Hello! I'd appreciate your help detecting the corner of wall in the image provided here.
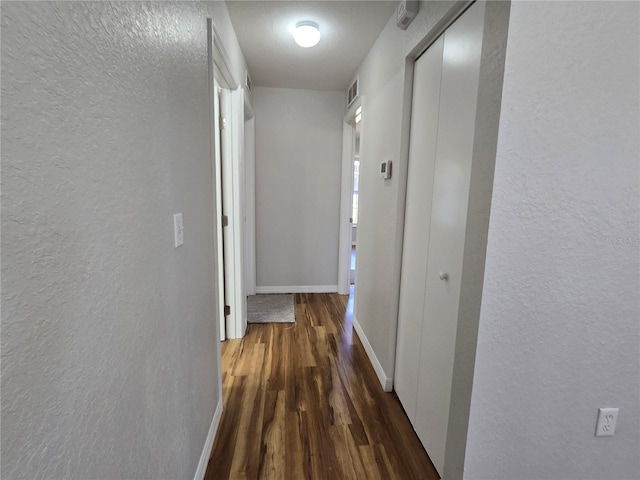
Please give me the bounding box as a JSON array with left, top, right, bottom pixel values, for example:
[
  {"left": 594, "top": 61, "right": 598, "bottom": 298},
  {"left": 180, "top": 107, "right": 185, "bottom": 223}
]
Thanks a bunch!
[
  {"left": 353, "top": 316, "right": 394, "bottom": 392},
  {"left": 193, "top": 397, "right": 224, "bottom": 480},
  {"left": 443, "top": 2, "right": 512, "bottom": 478}
]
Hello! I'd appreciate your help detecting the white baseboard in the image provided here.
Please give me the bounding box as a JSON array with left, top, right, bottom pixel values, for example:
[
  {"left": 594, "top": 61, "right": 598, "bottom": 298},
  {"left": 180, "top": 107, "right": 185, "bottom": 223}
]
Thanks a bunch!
[
  {"left": 193, "top": 396, "right": 223, "bottom": 480},
  {"left": 255, "top": 285, "right": 338, "bottom": 294},
  {"left": 353, "top": 316, "right": 393, "bottom": 392}
]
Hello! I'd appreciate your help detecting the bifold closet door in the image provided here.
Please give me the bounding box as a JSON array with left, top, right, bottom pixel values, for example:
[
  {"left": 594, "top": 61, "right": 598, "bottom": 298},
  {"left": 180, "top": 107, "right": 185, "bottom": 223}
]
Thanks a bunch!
[
  {"left": 395, "top": 1, "right": 485, "bottom": 475},
  {"left": 395, "top": 35, "right": 444, "bottom": 425}
]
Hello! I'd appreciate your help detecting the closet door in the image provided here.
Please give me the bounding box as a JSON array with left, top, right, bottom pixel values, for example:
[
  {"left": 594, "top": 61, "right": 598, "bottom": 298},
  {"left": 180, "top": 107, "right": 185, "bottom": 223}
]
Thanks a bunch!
[
  {"left": 414, "top": 2, "right": 485, "bottom": 474},
  {"left": 395, "top": 1, "right": 485, "bottom": 476},
  {"left": 395, "top": 34, "right": 444, "bottom": 425}
]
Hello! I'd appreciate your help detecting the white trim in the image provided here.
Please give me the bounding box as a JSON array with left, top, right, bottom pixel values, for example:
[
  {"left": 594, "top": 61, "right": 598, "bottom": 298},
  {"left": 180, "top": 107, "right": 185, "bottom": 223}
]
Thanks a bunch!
[
  {"left": 231, "top": 87, "right": 247, "bottom": 338},
  {"left": 338, "top": 97, "right": 364, "bottom": 295},
  {"left": 211, "top": 21, "right": 238, "bottom": 89},
  {"left": 255, "top": 285, "right": 338, "bottom": 294},
  {"left": 193, "top": 397, "right": 223, "bottom": 480},
  {"left": 210, "top": 19, "right": 246, "bottom": 340},
  {"left": 338, "top": 122, "right": 354, "bottom": 295},
  {"left": 219, "top": 87, "right": 248, "bottom": 340},
  {"left": 220, "top": 88, "right": 237, "bottom": 339},
  {"left": 353, "top": 316, "right": 393, "bottom": 392},
  {"left": 244, "top": 116, "right": 256, "bottom": 296},
  {"left": 208, "top": 20, "right": 226, "bottom": 341}
]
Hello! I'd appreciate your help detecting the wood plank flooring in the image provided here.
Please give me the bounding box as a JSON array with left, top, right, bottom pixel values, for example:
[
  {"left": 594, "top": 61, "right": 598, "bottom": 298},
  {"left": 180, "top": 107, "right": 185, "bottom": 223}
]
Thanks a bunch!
[{"left": 205, "top": 292, "right": 439, "bottom": 480}]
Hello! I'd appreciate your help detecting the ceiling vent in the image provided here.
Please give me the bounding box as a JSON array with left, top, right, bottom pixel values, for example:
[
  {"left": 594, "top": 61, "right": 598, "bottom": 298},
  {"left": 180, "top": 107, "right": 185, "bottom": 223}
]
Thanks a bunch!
[
  {"left": 347, "top": 76, "right": 359, "bottom": 107},
  {"left": 396, "top": 0, "right": 418, "bottom": 30},
  {"left": 245, "top": 70, "right": 252, "bottom": 95}
]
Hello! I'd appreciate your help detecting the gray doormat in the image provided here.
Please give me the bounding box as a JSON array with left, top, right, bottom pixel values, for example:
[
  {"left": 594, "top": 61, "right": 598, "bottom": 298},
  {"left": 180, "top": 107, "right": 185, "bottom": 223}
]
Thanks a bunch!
[{"left": 247, "top": 294, "right": 295, "bottom": 324}]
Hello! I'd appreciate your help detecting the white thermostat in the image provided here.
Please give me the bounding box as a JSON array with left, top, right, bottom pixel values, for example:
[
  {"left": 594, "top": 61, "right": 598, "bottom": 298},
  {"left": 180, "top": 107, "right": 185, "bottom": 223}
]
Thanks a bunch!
[{"left": 380, "top": 160, "right": 392, "bottom": 179}]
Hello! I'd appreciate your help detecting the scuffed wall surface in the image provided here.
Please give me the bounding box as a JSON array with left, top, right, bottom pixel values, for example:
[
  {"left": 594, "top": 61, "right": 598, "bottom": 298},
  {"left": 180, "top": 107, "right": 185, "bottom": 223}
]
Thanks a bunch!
[
  {"left": 0, "top": 2, "right": 241, "bottom": 478},
  {"left": 465, "top": 2, "right": 640, "bottom": 479}
]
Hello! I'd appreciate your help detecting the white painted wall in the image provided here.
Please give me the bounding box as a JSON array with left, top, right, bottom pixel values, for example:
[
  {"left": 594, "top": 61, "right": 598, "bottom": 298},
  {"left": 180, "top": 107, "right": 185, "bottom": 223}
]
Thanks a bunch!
[
  {"left": 464, "top": 2, "right": 640, "bottom": 479},
  {"left": 352, "top": 0, "right": 472, "bottom": 390},
  {"left": 253, "top": 86, "right": 344, "bottom": 291},
  {"left": 1, "top": 2, "right": 246, "bottom": 478}
]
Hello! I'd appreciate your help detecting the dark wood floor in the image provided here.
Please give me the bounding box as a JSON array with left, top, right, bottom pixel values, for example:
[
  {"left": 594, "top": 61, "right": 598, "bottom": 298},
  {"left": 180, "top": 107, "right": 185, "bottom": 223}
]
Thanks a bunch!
[{"left": 205, "top": 292, "right": 439, "bottom": 480}]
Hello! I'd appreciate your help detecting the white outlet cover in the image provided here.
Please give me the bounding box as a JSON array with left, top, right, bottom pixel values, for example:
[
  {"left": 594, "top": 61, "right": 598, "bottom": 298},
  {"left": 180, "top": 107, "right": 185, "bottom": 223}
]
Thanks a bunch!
[
  {"left": 174, "top": 213, "right": 184, "bottom": 248},
  {"left": 595, "top": 407, "right": 618, "bottom": 437}
]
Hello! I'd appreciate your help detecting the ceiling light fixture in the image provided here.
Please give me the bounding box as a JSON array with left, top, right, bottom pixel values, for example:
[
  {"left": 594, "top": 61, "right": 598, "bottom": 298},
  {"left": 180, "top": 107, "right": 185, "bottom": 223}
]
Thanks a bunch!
[{"left": 293, "top": 21, "right": 321, "bottom": 48}]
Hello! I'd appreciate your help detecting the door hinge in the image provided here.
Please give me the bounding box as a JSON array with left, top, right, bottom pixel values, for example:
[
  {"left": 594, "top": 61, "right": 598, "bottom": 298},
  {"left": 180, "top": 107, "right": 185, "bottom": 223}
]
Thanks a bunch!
[
  {"left": 219, "top": 116, "right": 226, "bottom": 130},
  {"left": 349, "top": 217, "right": 353, "bottom": 223},
  {"left": 224, "top": 305, "right": 231, "bottom": 316},
  {"left": 222, "top": 215, "right": 229, "bottom": 227}
]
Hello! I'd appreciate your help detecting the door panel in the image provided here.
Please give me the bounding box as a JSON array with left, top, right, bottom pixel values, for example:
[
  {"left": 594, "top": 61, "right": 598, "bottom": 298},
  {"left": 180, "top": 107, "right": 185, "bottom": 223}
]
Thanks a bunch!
[
  {"left": 214, "top": 83, "right": 226, "bottom": 341},
  {"left": 395, "top": 35, "right": 444, "bottom": 425},
  {"left": 395, "top": 1, "right": 485, "bottom": 475},
  {"left": 219, "top": 88, "right": 236, "bottom": 338},
  {"left": 414, "top": 2, "right": 485, "bottom": 473}
]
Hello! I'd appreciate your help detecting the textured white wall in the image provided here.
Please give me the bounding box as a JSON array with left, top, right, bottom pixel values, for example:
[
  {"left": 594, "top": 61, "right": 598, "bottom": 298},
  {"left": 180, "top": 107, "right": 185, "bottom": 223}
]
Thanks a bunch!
[
  {"left": 1, "top": 2, "right": 245, "bottom": 478},
  {"left": 465, "top": 2, "right": 640, "bottom": 479},
  {"left": 355, "top": 3, "right": 511, "bottom": 475},
  {"left": 253, "top": 86, "right": 343, "bottom": 289},
  {"left": 353, "top": 0, "right": 465, "bottom": 385}
]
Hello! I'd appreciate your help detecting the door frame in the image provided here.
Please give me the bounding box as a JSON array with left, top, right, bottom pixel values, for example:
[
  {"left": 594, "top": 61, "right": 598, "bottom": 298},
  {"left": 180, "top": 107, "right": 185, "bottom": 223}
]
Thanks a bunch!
[
  {"left": 208, "top": 19, "right": 228, "bottom": 341},
  {"left": 338, "top": 97, "right": 364, "bottom": 295},
  {"left": 389, "top": 0, "right": 476, "bottom": 381},
  {"left": 390, "top": 0, "right": 510, "bottom": 476},
  {"left": 208, "top": 19, "right": 251, "bottom": 340},
  {"left": 244, "top": 91, "right": 256, "bottom": 296}
]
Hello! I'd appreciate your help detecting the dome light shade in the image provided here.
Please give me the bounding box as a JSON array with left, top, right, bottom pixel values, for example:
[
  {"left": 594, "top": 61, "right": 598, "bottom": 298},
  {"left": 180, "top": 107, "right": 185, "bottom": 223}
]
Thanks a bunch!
[{"left": 293, "top": 22, "right": 321, "bottom": 48}]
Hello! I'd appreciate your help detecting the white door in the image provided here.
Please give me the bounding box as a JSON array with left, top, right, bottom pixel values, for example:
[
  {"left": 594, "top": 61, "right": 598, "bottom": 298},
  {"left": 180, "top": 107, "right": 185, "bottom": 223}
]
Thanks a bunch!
[
  {"left": 395, "top": 1, "right": 485, "bottom": 475},
  {"left": 395, "top": 35, "right": 444, "bottom": 424},
  {"left": 219, "top": 87, "right": 247, "bottom": 339},
  {"left": 213, "top": 82, "right": 226, "bottom": 341},
  {"left": 219, "top": 88, "right": 237, "bottom": 338},
  {"left": 209, "top": 20, "right": 248, "bottom": 341}
]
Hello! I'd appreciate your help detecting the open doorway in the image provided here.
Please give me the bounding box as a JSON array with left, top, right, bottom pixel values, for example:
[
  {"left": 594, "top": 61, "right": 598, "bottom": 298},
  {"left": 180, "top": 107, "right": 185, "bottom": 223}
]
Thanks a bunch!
[
  {"left": 350, "top": 107, "right": 362, "bottom": 286},
  {"left": 338, "top": 99, "right": 363, "bottom": 295},
  {"left": 208, "top": 19, "right": 252, "bottom": 341}
]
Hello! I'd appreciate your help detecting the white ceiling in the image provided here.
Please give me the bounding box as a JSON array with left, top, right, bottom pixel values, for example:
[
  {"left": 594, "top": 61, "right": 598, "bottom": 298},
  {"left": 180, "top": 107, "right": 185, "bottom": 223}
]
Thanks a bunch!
[{"left": 226, "top": 1, "right": 397, "bottom": 91}]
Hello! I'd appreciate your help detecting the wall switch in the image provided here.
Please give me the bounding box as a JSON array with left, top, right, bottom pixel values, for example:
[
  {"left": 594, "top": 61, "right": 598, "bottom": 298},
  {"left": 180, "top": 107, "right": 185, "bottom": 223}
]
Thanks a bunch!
[
  {"left": 595, "top": 407, "right": 618, "bottom": 436},
  {"left": 174, "top": 213, "right": 184, "bottom": 248}
]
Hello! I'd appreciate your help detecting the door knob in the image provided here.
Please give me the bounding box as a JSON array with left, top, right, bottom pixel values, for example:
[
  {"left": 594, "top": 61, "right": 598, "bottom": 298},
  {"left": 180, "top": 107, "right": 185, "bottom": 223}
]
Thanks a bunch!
[{"left": 439, "top": 272, "right": 449, "bottom": 281}]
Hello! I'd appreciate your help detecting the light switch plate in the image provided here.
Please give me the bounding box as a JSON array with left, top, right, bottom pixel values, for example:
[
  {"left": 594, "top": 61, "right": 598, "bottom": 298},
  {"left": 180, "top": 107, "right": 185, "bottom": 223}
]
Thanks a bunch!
[{"left": 174, "top": 213, "right": 184, "bottom": 248}]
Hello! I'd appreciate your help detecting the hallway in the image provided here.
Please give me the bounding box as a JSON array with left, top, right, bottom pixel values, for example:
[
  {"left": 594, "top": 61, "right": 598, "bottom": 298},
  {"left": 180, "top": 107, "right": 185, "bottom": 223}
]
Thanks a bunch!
[
  {"left": 2, "top": 2, "right": 638, "bottom": 478},
  {"left": 205, "top": 292, "right": 439, "bottom": 479}
]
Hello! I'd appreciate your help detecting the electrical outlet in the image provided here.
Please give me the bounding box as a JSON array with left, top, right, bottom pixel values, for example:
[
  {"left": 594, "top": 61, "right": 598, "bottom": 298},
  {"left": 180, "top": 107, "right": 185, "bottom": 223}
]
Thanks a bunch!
[
  {"left": 595, "top": 407, "right": 618, "bottom": 437},
  {"left": 174, "top": 213, "right": 184, "bottom": 248}
]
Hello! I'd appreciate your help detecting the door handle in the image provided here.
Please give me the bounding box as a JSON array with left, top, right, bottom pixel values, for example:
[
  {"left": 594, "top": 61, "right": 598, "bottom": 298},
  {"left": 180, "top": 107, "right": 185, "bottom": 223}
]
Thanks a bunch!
[{"left": 439, "top": 272, "right": 449, "bottom": 281}]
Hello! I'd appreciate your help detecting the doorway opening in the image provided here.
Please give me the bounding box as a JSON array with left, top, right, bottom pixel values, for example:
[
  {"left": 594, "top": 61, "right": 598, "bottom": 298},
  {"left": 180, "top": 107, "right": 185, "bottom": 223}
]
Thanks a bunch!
[
  {"left": 350, "top": 107, "right": 362, "bottom": 286},
  {"left": 338, "top": 99, "right": 363, "bottom": 295},
  {"left": 209, "top": 19, "right": 253, "bottom": 341}
]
